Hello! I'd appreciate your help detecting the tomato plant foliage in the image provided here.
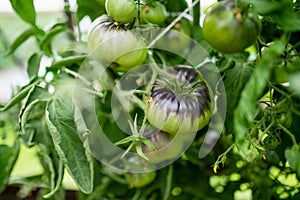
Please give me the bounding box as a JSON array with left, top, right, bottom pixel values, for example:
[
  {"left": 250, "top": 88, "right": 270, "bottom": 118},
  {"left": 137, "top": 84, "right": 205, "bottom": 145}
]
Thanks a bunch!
[{"left": 1, "top": 0, "right": 300, "bottom": 199}]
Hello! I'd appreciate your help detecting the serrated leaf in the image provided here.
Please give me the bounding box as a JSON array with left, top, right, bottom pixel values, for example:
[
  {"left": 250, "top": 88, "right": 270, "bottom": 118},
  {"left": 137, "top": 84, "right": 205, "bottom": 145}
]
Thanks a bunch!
[
  {"left": 0, "top": 142, "right": 20, "bottom": 193},
  {"left": 45, "top": 95, "right": 93, "bottom": 193},
  {"left": 39, "top": 143, "right": 64, "bottom": 199},
  {"left": 234, "top": 41, "right": 284, "bottom": 142},
  {"left": 9, "top": 0, "right": 36, "bottom": 26},
  {"left": 5, "top": 28, "right": 35, "bottom": 56},
  {"left": 20, "top": 100, "right": 48, "bottom": 145},
  {"left": 27, "top": 52, "right": 42, "bottom": 79},
  {"left": 19, "top": 85, "right": 50, "bottom": 138}
]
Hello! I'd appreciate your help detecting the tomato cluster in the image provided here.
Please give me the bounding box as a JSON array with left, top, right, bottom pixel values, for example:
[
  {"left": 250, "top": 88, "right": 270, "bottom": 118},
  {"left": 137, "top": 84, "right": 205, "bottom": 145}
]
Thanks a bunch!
[{"left": 87, "top": 0, "right": 212, "bottom": 188}]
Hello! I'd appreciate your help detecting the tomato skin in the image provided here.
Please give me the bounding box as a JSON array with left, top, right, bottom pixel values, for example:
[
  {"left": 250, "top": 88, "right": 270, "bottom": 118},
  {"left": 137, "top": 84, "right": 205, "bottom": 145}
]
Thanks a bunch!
[
  {"left": 124, "top": 157, "right": 156, "bottom": 188},
  {"left": 202, "top": 0, "right": 261, "bottom": 53},
  {"left": 140, "top": 1, "right": 168, "bottom": 26},
  {"left": 105, "top": 0, "right": 137, "bottom": 24},
  {"left": 124, "top": 171, "right": 156, "bottom": 188},
  {"left": 86, "top": 15, "right": 147, "bottom": 72},
  {"left": 146, "top": 65, "right": 212, "bottom": 135}
]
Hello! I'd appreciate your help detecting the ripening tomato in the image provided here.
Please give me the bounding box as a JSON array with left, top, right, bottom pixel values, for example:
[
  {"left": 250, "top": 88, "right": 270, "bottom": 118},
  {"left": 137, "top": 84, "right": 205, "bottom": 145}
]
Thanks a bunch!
[
  {"left": 202, "top": 0, "right": 261, "bottom": 53},
  {"left": 146, "top": 65, "right": 212, "bottom": 135},
  {"left": 86, "top": 15, "right": 147, "bottom": 72}
]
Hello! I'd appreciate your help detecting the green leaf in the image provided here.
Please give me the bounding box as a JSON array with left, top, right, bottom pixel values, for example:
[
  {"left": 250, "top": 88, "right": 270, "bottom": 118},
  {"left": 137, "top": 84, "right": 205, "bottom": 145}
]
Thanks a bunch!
[
  {"left": 5, "top": 28, "right": 35, "bottom": 56},
  {"left": 39, "top": 143, "right": 64, "bottom": 199},
  {"left": 45, "top": 94, "right": 93, "bottom": 193},
  {"left": 15, "top": 85, "right": 64, "bottom": 197},
  {"left": 77, "top": 0, "right": 106, "bottom": 20},
  {"left": 27, "top": 52, "right": 42, "bottom": 79},
  {"left": 274, "top": 6, "right": 300, "bottom": 32},
  {"left": 245, "top": 0, "right": 282, "bottom": 15},
  {"left": 285, "top": 147, "right": 300, "bottom": 178},
  {"left": 223, "top": 57, "right": 254, "bottom": 132},
  {"left": 247, "top": 0, "right": 300, "bottom": 31},
  {"left": 19, "top": 85, "right": 50, "bottom": 137},
  {"left": 285, "top": 148, "right": 300, "bottom": 170},
  {"left": 9, "top": 0, "right": 37, "bottom": 26},
  {"left": 0, "top": 143, "right": 20, "bottom": 193},
  {"left": 0, "top": 78, "right": 40, "bottom": 112},
  {"left": 39, "top": 22, "right": 67, "bottom": 56},
  {"left": 234, "top": 41, "right": 284, "bottom": 141},
  {"left": 50, "top": 55, "right": 87, "bottom": 69}
]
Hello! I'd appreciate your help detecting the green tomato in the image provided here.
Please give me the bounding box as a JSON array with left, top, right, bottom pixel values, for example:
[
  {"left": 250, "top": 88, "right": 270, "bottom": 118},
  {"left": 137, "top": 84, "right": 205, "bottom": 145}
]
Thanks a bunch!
[
  {"left": 87, "top": 15, "right": 147, "bottom": 72},
  {"left": 140, "top": 1, "right": 168, "bottom": 26},
  {"left": 146, "top": 65, "right": 212, "bottom": 135},
  {"left": 124, "top": 171, "right": 156, "bottom": 188},
  {"left": 105, "top": 0, "right": 137, "bottom": 24},
  {"left": 142, "top": 130, "right": 188, "bottom": 164},
  {"left": 202, "top": 0, "right": 261, "bottom": 53},
  {"left": 124, "top": 157, "right": 156, "bottom": 188}
]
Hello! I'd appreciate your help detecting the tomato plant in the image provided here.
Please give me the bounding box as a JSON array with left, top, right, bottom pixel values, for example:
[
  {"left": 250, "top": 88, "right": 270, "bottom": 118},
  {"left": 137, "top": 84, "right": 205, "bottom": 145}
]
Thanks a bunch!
[{"left": 1, "top": 0, "right": 300, "bottom": 199}]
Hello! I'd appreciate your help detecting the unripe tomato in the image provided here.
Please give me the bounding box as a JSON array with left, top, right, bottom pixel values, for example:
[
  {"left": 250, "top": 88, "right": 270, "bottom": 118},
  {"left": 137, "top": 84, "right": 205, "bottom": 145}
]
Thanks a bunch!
[
  {"left": 202, "top": 0, "right": 261, "bottom": 53},
  {"left": 105, "top": 0, "right": 137, "bottom": 24},
  {"left": 146, "top": 65, "right": 212, "bottom": 134},
  {"left": 141, "top": 130, "right": 186, "bottom": 164},
  {"left": 124, "top": 171, "right": 156, "bottom": 188},
  {"left": 124, "top": 157, "right": 156, "bottom": 188},
  {"left": 140, "top": 1, "right": 168, "bottom": 26},
  {"left": 87, "top": 15, "right": 147, "bottom": 72}
]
